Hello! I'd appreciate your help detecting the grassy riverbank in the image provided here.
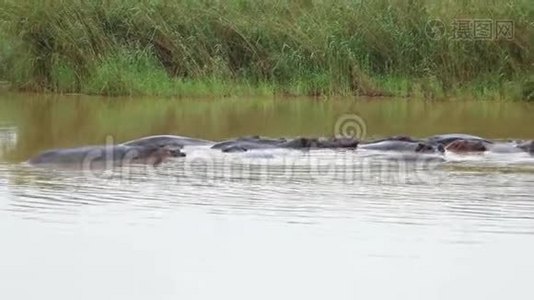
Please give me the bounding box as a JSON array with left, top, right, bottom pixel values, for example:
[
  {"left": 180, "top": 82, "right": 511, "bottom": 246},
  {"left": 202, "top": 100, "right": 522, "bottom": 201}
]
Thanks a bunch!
[{"left": 0, "top": 0, "right": 532, "bottom": 100}]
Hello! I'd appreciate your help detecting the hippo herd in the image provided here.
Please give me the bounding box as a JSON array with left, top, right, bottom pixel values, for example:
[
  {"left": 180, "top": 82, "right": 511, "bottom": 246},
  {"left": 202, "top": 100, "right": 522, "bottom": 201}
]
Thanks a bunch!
[{"left": 27, "top": 133, "right": 534, "bottom": 168}]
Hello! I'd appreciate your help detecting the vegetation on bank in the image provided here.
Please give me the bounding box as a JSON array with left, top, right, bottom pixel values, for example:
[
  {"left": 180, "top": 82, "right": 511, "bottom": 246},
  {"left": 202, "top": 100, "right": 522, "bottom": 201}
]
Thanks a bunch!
[{"left": 0, "top": 0, "right": 532, "bottom": 100}]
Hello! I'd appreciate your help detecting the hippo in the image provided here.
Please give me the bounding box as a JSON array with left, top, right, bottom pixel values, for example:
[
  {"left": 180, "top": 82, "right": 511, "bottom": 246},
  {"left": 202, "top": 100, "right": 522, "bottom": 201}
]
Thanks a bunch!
[
  {"left": 219, "top": 141, "right": 279, "bottom": 152},
  {"left": 486, "top": 142, "right": 527, "bottom": 154},
  {"left": 434, "top": 136, "right": 530, "bottom": 154},
  {"left": 425, "top": 133, "right": 492, "bottom": 146},
  {"left": 310, "top": 137, "right": 359, "bottom": 149},
  {"left": 237, "top": 136, "right": 288, "bottom": 144},
  {"left": 445, "top": 140, "right": 488, "bottom": 153},
  {"left": 517, "top": 140, "right": 534, "bottom": 153},
  {"left": 211, "top": 136, "right": 286, "bottom": 150},
  {"left": 365, "top": 135, "right": 421, "bottom": 144},
  {"left": 122, "top": 135, "right": 214, "bottom": 148},
  {"left": 215, "top": 136, "right": 359, "bottom": 152},
  {"left": 280, "top": 137, "right": 316, "bottom": 149},
  {"left": 358, "top": 140, "right": 444, "bottom": 154},
  {"left": 28, "top": 144, "right": 184, "bottom": 168},
  {"left": 220, "top": 145, "right": 250, "bottom": 153},
  {"left": 217, "top": 137, "right": 308, "bottom": 153}
]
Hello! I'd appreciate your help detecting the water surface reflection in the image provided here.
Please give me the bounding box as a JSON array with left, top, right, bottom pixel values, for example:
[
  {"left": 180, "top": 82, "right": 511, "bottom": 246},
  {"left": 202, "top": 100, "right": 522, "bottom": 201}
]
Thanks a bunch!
[{"left": 1, "top": 93, "right": 534, "bottom": 300}]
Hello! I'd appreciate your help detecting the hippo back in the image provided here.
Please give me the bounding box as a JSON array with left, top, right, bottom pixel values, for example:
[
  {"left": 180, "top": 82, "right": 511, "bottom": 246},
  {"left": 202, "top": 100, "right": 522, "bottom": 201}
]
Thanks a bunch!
[
  {"left": 425, "top": 133, "right": 491, "bottom": 146},
  {"left": 123, "top": 135, "right": 214, "bottom": 148}
]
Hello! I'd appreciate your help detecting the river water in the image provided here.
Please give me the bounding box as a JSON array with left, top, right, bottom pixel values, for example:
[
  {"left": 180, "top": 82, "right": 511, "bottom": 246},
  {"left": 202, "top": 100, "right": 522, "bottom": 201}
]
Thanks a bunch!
[{"left": 1, "top": 93, "right": 534, "bottom": 299}]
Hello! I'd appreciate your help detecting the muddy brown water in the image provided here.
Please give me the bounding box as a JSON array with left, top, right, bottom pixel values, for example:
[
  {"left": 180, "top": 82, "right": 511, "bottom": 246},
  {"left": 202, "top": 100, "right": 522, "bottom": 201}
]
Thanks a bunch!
[{"left": 1, "top": 92, "right": 534, "bottom": 300}]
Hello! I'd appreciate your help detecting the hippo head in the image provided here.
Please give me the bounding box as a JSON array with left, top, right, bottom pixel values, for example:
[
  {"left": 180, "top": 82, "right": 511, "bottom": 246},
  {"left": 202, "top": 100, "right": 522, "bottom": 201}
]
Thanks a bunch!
[
  {"left": 132, "top": 145, "right": 184, "bottom": 166},
  {"left": 445, "top": 140, "right": 487, "bottom": 153},
  {"left": 414, "top": 142, "right": 441, "bottom": 153},
  {"left": 330, "top": 137, "right": 359, "bottom": 148},
  {"left": 152, "top": 145, "right": 185, "bottom": 158}
]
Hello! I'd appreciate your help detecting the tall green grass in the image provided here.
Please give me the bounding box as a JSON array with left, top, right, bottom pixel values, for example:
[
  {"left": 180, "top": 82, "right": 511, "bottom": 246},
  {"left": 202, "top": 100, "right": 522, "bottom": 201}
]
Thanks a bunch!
[{"left": 0, "top": 0, "right": 532, "bottom": 99}]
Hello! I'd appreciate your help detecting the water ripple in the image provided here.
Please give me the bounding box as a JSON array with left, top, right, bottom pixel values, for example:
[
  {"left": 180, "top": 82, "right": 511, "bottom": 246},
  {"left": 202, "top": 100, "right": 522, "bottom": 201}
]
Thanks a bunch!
[{"left": 1, "top": 150, "right": 534, "bottom": 237}]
